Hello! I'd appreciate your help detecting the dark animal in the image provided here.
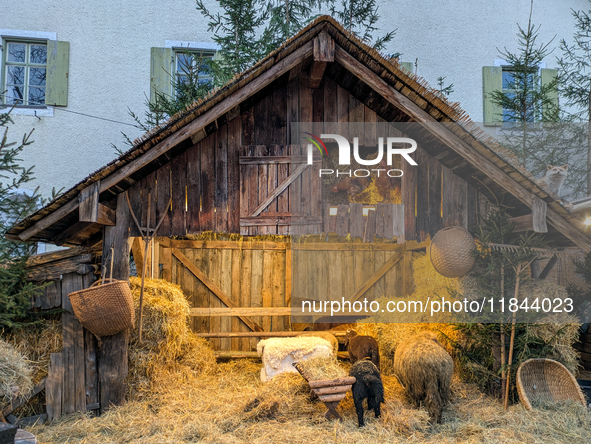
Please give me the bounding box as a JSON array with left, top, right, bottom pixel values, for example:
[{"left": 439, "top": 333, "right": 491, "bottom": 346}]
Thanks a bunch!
[
  {"left": 345, "top": 329, "right": 380, "bottom": 370},
  {"left": 393, "top": 332, "right": 453, "bottom": 423},
  {"left": 349, "top": 360, "right": 384, "bottom": 427},
  {"left": 330, "top": 176, "right": 371, "bottom": 198}
]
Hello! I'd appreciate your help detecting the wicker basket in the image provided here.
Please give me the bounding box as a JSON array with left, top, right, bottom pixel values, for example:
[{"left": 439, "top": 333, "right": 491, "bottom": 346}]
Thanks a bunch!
[
  {"left": 430, "top": 226, "right": 476, "bottom": 278},
  {"left": 68, "top": 279, "right": 135, "bottom": 337},
  {"left": 517, "top": 358, "right": 586, "bottom": 411}
]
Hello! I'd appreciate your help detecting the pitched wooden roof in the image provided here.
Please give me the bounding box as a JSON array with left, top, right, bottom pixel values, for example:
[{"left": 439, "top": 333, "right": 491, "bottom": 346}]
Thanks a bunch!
[{"left": 7, "top": 16, "right": 591, "bottom": 251}]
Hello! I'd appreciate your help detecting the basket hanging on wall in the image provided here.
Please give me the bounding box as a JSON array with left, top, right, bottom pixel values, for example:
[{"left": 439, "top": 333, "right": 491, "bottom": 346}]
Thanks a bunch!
[
  {"left": 68, "top": 279, "right": 135, "bottom": 338},
  {"left": 430, "top": 226, "right": 476, "bottom": 278}
]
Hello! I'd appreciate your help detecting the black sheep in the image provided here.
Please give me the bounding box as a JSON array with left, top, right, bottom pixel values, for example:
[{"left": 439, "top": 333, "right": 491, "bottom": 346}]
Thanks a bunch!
[{"left": 349, "top": 360, "right": 384, "bottom": 427}]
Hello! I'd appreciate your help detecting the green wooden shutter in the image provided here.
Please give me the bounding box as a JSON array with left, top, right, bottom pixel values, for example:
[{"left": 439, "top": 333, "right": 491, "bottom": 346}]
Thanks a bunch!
[
  {"left": 482, "top": 66, "right": 502, "bottom": 126},
  {"left": 46, "top": 41, "right": 69, "bottom": 107},
  {"left": 541, "top": 68, "right": 558, "bottom": 121},
  {"left": 150, "top": 47, "right": 173, "bottom": 102},
  {"left": 400, "top": 61, "right": 413, "bottom": 74}
]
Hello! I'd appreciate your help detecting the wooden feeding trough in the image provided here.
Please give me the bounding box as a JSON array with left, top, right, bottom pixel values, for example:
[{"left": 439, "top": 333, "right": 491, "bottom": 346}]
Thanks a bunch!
[{"left": 293, "top": 362, "right": 355, "bottom": 420}]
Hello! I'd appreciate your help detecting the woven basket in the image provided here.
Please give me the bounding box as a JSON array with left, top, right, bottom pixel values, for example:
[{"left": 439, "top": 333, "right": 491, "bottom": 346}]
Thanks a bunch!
[
  {"left": 517, "top": 358, "right": 586, "bottom": 411},
  {"left": 430, "top": 226, "right": 476, "bottom": 278},
  {"left": 68, "top": 279, "right": 135, "bottom": 337}
]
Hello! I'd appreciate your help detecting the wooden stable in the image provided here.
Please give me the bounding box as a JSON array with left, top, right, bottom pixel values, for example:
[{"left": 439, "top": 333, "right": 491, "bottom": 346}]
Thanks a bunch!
[{"left": 9, "top": 16, "right": 591, "bottom": 417}]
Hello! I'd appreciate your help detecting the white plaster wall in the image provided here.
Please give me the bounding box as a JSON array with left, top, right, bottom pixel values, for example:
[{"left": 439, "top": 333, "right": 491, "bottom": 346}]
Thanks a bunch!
[{"left": 1, "top": 0, "right": 587, "bottom": 195}]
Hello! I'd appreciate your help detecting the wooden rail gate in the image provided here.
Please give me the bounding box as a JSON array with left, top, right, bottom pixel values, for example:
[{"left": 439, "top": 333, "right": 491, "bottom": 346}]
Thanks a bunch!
[{"left": 151, "top": 237, "right": 418, "bottom": 352}]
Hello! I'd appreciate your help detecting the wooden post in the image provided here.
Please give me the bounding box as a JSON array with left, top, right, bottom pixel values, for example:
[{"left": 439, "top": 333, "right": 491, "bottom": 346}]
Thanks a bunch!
[{"left": 99, "top": 193, "right": 131, "bottom": 413}]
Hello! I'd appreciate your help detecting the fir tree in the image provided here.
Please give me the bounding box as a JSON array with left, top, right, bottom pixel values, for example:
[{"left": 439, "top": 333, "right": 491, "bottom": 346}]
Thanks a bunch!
[
  {"left": 489, "top": 5, "right": 559, "bottom": 170},
  {"left": 196, "top": 0, "right": 270, "bottom": 82},
  {"left": 265, "top": 0, "right": 324, "bottom": 52},
  {"left": 329, "top": 0, "right": 395, "bottom": 51},
  {"left": 436, "top": 76, "right": 454, "bottom": 97},
  {"left": 0, "top": 109, "right": 44, "bottom": 330},
  {"left": 557, "top": 4, "right": 591, "bottom": 196}
]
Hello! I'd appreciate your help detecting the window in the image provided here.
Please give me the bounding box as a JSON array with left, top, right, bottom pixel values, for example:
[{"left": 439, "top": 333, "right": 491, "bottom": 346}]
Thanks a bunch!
[
  {"left": 501, "top": 68, "right": 535, "bottom": 123},
  {"left": 0, "top": 30, "right": 69, "bottom": 112},
  {"left": 175, "top": 49, "right": 215, "bottom": 88},
  {"left": 150, "top": 41, "right": 219, "bottom": 103},
  {"left": 4, "top": 41, "right": 47, "bottom": 105},
  {"left": 482, "top": 64, "right": 557, "bottom": 126}
]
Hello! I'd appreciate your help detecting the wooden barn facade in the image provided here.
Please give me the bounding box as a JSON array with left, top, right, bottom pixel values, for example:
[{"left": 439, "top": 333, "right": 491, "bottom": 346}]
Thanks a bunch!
[{"left": 7, "top": 16, "right": 591, "bottom": 417}]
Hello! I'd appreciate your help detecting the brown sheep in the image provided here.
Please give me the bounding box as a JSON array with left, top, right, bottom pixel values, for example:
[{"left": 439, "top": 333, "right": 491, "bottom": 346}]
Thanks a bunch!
[
  {"left": 345, "top": 329, "right": 380, "bottom": 370},
  {"left": 393, "top": 332, "right": 453, "bottom": 423},
  {"left": 296, "top": 331, "right": 339, "bottom": 357}
]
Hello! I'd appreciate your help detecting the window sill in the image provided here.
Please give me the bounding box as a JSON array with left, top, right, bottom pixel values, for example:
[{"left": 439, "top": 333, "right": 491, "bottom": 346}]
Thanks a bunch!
[{"left": 0, "top": 105, "right": 54, "bottom": 117}]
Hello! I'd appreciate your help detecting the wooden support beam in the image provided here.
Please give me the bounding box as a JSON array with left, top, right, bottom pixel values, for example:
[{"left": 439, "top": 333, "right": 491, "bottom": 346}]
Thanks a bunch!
[
  {"left": 172, "top": 248, "right": 263, "bottom": 332},
  {"left": 26, "top": 247, "right": 93, "bottom": 267},
  {"left": 52, "top": 221, "right": 104, "bottom": 246},
  {"left": 196, "top": 331, "right": 346, "bottom": 338},
  {"left": 190, "top": 307, "right": 292, "bottom": 316},
  {"left": 1, "top": 378, "right": 46, "bottom": 417},
  {"left": 539, "top": 255, "right": 559, "bottom": 280},
  {"left": 511, "top": 214, "right": 534, "bottom": 232},
  {"left": 18, "top": 40, "right": 315, "bottom": 242},
  {"left": 240, "top": 216, "right": 321, "bottom": 227},
  {"left": 309, "top": 31, "right": 334, "bottom": 88},
  {"left": 131, "top": 237, "right": 145, "bottom": 278},
  {"left": 79, "top": 181, "right": 100, "bottom": 222},
  {"left": 333, "top": 44, "right": 591, "bottom": 252},
  {"left": 99, "top": 193, "right": 130, "bottom": 414},
  {"left": 46, "top": 353, "right": 63, "bottom": 421},
  {"left": 26, "top": 254, "right": 93, "bottom": 281},
  {"left": 250, "top": 163, "right": 309, "bottom": 217}
]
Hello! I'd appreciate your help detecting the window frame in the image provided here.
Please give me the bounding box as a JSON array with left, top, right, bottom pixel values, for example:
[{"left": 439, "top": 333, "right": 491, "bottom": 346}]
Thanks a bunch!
[
  {"left": 494, "top": 59, "right": 546, "bottom": 127},
  {"left": 0, "top": 29, "right": 56, "bottom": 116},
  {"left": 173, "top": 48, "right": 216, "bottom": 91},
  {"left": 2, "top": 39, "right": 48, "bottom": 107}
]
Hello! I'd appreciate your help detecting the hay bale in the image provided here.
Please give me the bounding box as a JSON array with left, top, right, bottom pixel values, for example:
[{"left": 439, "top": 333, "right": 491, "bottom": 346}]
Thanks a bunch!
[
  {"left": 5, "top": 319, "right": 62, "bottom": 384},
  {"left": 128, "top": 277, "right": 216, "bottom": 396},
  {"left": 0, "top": 338, "right": 32, "bottom": 405}
]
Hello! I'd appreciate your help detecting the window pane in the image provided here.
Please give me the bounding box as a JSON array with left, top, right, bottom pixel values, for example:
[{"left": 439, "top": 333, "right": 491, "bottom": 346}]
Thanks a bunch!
[
  {"left": 7, "top": 43, "right": 26, "bottom": 63},
  {"left": 6, "top": 85, "right": 24, "bottom": 104},
  {"left": 502, "top": 71, "right": 514, "bottom": 89},
  {"left": 29, "top": 67, "right": 46, "bottom": 86},
  {"left": 30, "top": 44, "right": 47, "bottom": 64},
  {"left": 7, "top": 66, "right": 25, "bottom": 85},
  {"left": 198, "top": 58, "right": 212, "bottom": 76},
  {"left": 177, "top": 54, "right": 191, "bottom": 74},
  {"left": 29, "top": 87, "right": 45, "bottom": 105}
]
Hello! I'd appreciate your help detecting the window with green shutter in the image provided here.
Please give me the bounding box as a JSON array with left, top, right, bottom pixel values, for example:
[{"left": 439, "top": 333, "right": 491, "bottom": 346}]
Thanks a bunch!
[
  {"left": 151, "top": 45, "right": 218, "bottom": 102},
  {"left": 1, "top": 36, "right": 69, "bottom": 107},
  {"left": 482, "top": 64, "right": 558, "bottom": 126}
]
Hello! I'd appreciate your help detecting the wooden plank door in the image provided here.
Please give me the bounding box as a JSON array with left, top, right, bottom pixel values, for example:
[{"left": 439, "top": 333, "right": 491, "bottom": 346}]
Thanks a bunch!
[{"left": 239, "top": 145, "right": 322, "bottom": 235}]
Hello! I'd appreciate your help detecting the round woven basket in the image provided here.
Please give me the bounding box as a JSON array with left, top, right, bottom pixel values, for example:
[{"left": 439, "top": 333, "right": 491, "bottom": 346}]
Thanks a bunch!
[
  {"left": 68, "top": 279, "right": 135, "bottom": 337},
  {"left": 430, "top": 227, "right": 476, "bottom": 278},
  {"left": 517, "top": 358, "right": 586, "bottom": 411}
]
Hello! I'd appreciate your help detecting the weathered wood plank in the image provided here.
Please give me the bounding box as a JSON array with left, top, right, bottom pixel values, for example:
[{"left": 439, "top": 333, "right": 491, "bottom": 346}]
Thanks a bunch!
[
  {"left": 78, "top": 182, "right": 100, "bottom": 222},
  {"left": 532, "top": 194, "right": 548, "bottom": 233},
  {"left": 190, "top": 307, "right": 293, "bottom": 316},
  {"left": 215, "top": 124, "right": 229, "bottom": 233},
  {"left": 201, "top": 134, "right": 216, "bottom": 232},
  {"left": 346, "top": 249, "right": 403, "bottom": 303},
  {"left": 335, "top": 204, "right": 349, "bottom": 236},
  {"left": 227, "top": 117, "right": 241, "bottom": 233},
  {"left": 364, "top": 208, "right": 376, "bottom": 243},
  {"left": 46, "top": 353, "right": 63, "bottom": 421},
  {"left": 99, "top": 193, "right": 131, "bottom": 413},
  {"left": 172, "top": 249, "right": 263, "bottom": 332}
]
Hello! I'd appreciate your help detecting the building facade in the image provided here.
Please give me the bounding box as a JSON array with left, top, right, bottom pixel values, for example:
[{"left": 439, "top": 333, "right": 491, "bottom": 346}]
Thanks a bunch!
[{"left": 2, "top": 0, "right": 587, "bottom": 196}]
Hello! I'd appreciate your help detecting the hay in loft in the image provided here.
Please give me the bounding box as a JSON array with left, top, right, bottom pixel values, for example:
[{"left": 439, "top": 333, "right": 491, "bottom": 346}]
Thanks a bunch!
[
  {"left": 0, "top": 338, "right": 32, "bottom": 405},
  {"left": 127, "top": 277, "right": 216, "bottom": 397}
]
